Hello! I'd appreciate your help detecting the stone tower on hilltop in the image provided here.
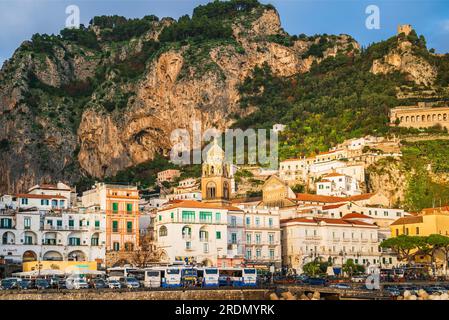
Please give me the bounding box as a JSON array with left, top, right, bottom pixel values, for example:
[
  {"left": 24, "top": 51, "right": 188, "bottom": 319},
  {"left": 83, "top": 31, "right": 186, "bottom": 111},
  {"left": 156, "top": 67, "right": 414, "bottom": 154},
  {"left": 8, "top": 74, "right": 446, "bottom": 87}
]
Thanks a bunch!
[{"left": 397, "top": 24, "right": 412, "bottom": 36}]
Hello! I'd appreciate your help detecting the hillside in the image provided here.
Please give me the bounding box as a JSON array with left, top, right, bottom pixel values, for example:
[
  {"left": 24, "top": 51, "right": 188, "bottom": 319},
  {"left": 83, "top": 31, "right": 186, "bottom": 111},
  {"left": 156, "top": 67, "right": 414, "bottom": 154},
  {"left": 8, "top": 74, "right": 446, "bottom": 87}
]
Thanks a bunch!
[
  {"left": 0, "top": 0, "right": 359, "bottom": 193},
  {"left": 0, "top": 0, "right": 448, "bottom": 195}
]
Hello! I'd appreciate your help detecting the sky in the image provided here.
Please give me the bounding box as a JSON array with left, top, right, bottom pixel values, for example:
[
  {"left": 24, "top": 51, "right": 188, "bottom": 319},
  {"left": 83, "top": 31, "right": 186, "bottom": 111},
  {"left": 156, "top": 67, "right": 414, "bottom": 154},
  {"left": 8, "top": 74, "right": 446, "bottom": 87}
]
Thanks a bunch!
[{"left": 0, "top": 0, "right": 448, "bottom": 66}]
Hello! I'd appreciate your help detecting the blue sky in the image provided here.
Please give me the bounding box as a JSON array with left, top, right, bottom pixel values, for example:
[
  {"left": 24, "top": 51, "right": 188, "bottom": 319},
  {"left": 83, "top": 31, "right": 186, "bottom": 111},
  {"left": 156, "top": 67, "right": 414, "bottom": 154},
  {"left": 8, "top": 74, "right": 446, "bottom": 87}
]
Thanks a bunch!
[{"left": 0, "top": 0, "right": 448, "bottom": 66}]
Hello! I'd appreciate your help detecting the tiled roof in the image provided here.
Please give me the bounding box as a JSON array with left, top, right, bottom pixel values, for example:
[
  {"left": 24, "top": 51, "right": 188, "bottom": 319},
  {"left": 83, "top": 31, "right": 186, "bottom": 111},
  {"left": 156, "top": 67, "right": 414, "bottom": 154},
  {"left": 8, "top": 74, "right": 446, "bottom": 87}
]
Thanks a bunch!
[
  {"left": 346, "top": 193, "right": 375, "bottom": 201},
  {"left": 390, "top": 216, "right": 424, "bottom": 226},
  {"left": 322, "top": 203, "right": 346, "bottom": 210},
  {"left": 323, "top": 172, "right": 345, "bottom": 178},
  {"left": 15, "top": 193, "right": 67, "bottom": 200},
  {"left": 159, "top": 200, "right": 243, "bottom": 212},
  {"left": 342, "top": 213, "right": 373, "bottom": 219},
  {"left": 281, "top": 216, "right": 376, "bottom": 227},
  {"left": 295, "top": 193, "right": 347, "bottom": 203}
]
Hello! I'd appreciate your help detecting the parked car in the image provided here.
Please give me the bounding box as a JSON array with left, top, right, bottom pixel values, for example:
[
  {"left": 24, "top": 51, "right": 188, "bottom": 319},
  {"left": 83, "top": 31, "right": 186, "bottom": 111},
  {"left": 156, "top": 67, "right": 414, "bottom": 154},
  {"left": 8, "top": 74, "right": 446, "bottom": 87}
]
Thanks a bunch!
[
  {"left": 305, "top": 277, "right": 327, "bottom": 286},
  {"left": 35, "top": 279, "right": 51, "bottom": 290},
  {"left": 66, "top": 278, "right": 89, "bottom": 290},
  {"left": 0, "top": 278, "right": 19, "bottom": 290},
  {"left": 425, "top": 286, "right": 447, "bottom": 295},
  {"left": 107, "top": 279, "right": 122, "bottom": 289},
  {"left": 351, "top": 275, "right": 366, "bottom": 283},
  {"left": 119, "top": 277, "right": 140, "bottom": 289},
  {"left": 92, "top": 279, "right": 108, "bottom": 289},
  {"left": 383, "top": 285, "right": 400, "bottom": 297},
  {"left": 18, "top": 280, "right": 35, "bottom": 290},
  {"left": 329, "top": 283, "right": 351, "bottom": 289}
]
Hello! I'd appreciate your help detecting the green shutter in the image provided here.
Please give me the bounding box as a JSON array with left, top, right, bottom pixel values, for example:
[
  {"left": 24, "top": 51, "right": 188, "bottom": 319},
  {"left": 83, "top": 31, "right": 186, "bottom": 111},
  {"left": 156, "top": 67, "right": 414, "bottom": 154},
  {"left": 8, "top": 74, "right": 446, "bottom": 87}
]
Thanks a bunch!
[
  {"left": 216, "top": 231, "right": 221, "bottom": 239},
  {"left": 112, "top": 202, "right": 119, "bottom": 212},
  {"left": 127, "top": 221, "right": 133, "bottom": 232},
  {"left": 95, "top": 220, "right": 100, "bottom": 227},
  {"left": 126, "top": 203, "right": 133, "bottom": 212},
  {"left": 112, "top": 221, "right": 118, "bottom": 231},
  {"left": 170, "top": 212, "right": 174, "bottom": 219},
  {"left": 68, "top": 220, "right": 74, "bottom": 227}
]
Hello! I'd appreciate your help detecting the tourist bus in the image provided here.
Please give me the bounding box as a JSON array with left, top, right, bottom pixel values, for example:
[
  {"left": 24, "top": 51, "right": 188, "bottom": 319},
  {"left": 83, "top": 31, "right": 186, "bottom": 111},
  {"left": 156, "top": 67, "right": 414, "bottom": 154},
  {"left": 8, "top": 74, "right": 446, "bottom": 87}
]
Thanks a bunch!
[
  {"left": 161, "top": 267, "right": 182, "bottom": 288},
  {"left": 143, "top": 268, "right": 163, "bottom": 288},
  {"left": 241, "top": 268, "right": 257, "bottom": 286},
  {"left": 218, "top": 268, "right": 242, "bottom": 286},
  {"left": 197, "top": 267, "right": 219, "bottom": 287},
  {"left": 181, "top": 267, "right": 198, "bottom": 286},
  {"left": 107, "top": 267, "right": 137, "bottom": 281}
]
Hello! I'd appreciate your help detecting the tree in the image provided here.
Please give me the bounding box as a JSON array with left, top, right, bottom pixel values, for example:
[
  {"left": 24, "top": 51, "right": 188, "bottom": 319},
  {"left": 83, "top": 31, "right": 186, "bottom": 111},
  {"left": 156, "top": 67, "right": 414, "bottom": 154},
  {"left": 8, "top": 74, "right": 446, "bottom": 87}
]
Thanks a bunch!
[
  {"left": 131, "top": 235, "right": 154, "bottom": 268},
  {"left": 427, "top": 234, "right": 449, "bottom": 275},
  {"left": 380, "top": 235, "right": 419, "bottom": 264},
  {"left": 302, "top": 261, "right": 321, "bottom": 277},
  {"left": 342, "top": 259, "right": 364, "bottom": 277}
]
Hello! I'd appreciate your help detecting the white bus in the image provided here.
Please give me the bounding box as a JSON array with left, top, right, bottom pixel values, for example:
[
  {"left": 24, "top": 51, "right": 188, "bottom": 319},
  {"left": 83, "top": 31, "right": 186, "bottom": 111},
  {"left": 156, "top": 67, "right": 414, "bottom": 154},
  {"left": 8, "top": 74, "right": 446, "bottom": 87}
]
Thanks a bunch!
[
  {"left": 218, "top": 268, "right": 257, "bottom": 287},
  {"left": 143, "top": 268, "right": 162, "bottom": 288},
  {"left": 107, "top": 267, "right": 137, "bottom": 281},
  {"left": 198, "top": 267, "right": 219, "bottom": 287},
  {"left": 161, "top": 267, "right": 182, "bottom": 288}
]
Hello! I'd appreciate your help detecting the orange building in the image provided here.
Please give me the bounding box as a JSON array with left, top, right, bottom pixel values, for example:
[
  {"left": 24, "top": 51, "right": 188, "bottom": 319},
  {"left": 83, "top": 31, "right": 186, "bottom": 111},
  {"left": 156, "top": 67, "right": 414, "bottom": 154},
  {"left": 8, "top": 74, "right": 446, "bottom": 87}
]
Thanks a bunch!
[{"left": 82, "top": 183, "right": 140, "bottom": 252}]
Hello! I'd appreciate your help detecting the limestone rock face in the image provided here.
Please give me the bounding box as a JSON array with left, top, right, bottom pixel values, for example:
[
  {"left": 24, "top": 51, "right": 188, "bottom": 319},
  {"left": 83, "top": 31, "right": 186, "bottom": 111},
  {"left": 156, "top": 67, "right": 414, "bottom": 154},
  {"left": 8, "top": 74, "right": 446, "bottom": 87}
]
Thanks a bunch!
[
  {"left": 0, "top": 7, "right": 359, "bottom": 192},
  {"left": 371, "top": 38, "right": 437, "bottom": 86}
]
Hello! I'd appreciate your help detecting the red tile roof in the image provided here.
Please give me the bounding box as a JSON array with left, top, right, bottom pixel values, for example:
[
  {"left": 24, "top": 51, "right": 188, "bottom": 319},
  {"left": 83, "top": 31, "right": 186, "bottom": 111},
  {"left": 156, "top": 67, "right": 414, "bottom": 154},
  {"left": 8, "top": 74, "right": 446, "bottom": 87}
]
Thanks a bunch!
[
  {"left": 322, "top": 203, "right": 346, "bottom": 210},
  {"left": 295, "top": 193, "right": 347, "bottom": 203},
  {"left": 390, "top": 216, "right": 423, "bottom": 226},
  {"left": 323, "top": 172, "right": 345, "bottom": 178},
  {"left": 342, "top": 213, "right": 373, "bottom": 219},
  {"left": 281, "top": 216, "right": 376, "bottom": 227},
  {"left": 15, "top": 193, "right": 67, "bottom": 200},
  {"left": 346, "top": 193, "right": 375, "bottom": 201},
  {"left": 159, "top": 200, "right": 243, "bottom": 212}
]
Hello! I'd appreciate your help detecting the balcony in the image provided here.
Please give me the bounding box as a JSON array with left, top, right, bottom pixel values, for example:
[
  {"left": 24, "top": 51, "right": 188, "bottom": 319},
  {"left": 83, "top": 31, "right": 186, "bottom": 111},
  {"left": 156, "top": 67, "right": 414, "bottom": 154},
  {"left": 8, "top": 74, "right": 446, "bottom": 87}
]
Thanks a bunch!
[
  {"left": 342, "top": 238, "right": 351, "bottom": 242},
  {"left": 200, "top": 237, "right": 209, "bottom": 242},
  {"left": 305, "top": 235, "right": 322, "bottom": 241},
  {"left": 361, "top": 238, "right": 368, "bottom": 243},
  {"left": 182, "top": 234, "right": 192, "bottom": 241}
]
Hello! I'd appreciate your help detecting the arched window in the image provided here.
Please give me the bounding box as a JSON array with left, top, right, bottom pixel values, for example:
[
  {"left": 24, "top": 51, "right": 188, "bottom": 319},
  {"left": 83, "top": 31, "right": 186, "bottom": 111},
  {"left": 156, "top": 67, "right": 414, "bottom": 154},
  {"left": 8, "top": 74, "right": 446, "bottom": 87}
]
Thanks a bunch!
[
  {"left": 211, "top": 166, "right": 214, "bottom": 175},
  {"left": 182, "top": 226, "right": 191, "bottom": 239},
  {"left": 422, "top": 115, "right": 425, "bottom": 122},
  {"left": 427, "top": 115, "right": 431, "bottom": 121},
  {"left": 206, "top": 182, "right": 216, "bottom": 199},
  {"left": 444, "top": 114, "right": 448, "bottom": 121},
  {"left": 433, "top": 114, "right": 437, "bottom": 121},
  {"left": 438, "top": 114, "right": 442, "bottom": 121},
  {"left": 159, "top": 226, "right": 167, "bottom": 237},
  {"left": 411, "top": 116, "right": 415, "bottom": 122},
  {"left": 405, "top": 116, "right": 409, "bottom": 122}
]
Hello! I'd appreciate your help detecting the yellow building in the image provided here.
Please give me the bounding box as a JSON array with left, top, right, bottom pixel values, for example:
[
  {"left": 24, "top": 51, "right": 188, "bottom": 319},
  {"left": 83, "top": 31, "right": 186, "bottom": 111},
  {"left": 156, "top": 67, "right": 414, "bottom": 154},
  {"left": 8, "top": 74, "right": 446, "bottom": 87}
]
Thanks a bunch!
[
  {"left": 390, "top": 207, "right": 449, "bottom": 237},
  {"left": 390, "top": 207, "right": 449, "bottom": 266}
]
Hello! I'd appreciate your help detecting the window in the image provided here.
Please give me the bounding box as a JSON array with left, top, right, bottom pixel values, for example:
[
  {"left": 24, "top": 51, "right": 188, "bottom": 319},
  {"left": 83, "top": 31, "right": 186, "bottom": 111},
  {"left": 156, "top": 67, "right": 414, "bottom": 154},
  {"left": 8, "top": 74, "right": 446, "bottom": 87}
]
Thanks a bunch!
[
  {"left": 268, "top": 218, "right": 273, "bottom": 227},
  {"left": 246, "top": 249, "right": 252, "bottom": 259},
  {"left": 246, "top": 233, "right": 251, "bottom": 244},
  {"left": 203, "top": 243, "right": 209, "bottom": 253},
  {"left": 0, "top": 218, "right": 12, "bottom": 229},
  {"left": 125, "top": 243, "right": 134, "bottom": 251},
  {"left": 51, "top": 200, "right": 58, "bottom": 207},
  {"left": 255, "top": 217, "right": 260, "bottom": 226},
  {"left": 396, "top": 229, "right": 399, "bottom": 236},
  {"left": 69, "top": 237, "right": 81, "bottom": 246},
  {"left": 170, "top": 212, "right": 174, "bottom": 220},
  {"left": 199, "top": 211, "right": 212, "bottom": 223},
  {"left": 68, "top": 219, "right": 74, "bottom": 228},
  {"left": 127, "top": 221, "right": 133, "bottom": 233},
  {"left": 215, "top": 213, "right": 221, "bottom": 222},
  {"left": 40, "top": 199, "right": 49, "bottom": 206},
  {"left": 24, "top": 235, "right": 33, "bottom": 245},
  {"left": 112, "top": 221, "right": 118, "bottom": 233},
  {"left": 405, "top": 228, "right": 409, "bottom": 235},
  {"left": 269, "top": 249, "right": 275, "bottom": 260},
  {"left": 24, "top": 217, "right": 31, "bottom": 229},
  {"left": 57, "top": 220, "right": 62, "bottom": 228},
  {"left": 216, "top": 231, "right": 221, "bottom": 239},
  {"left": 126, "top": 203, "right": 133, "bottom": 212},
  {"left": 256, "top": 249, "right": 261, "bottom": 258},
  {"left": 416, "top": 227, "right": 419, "bottom": 235},
  {"left": 269, "top": 233, "right": 275, "bottom": 245},
  {"left": 113, "top": 242, "right": 120, "bottom": 251},
  {"left": 91, "top": 237, "right": 99, "bottom": 246},
  {"left": 200, "top": 230, "right": 209, "bottom": 241},
  {"left": 112, "top": 202, "right": 119, "bottom": 212},
  {"left": 186, "top": 241, "right": 191, "bottom": 250},
  {"left": 59, "top": 200, "right": 65, "bottom": 207},
  {"left": 255, "top": 233, "right": 261, "bottom": 244},
  {"left": 159, "top": 226, "right": 167, "bottom": 237},
  {"left": 21, "top": 198, "right": 28, "bottom": 205},
  {"left": 230, "top": 216, "right": 237, "bottom": 227},
  {"left": 246, "top": 217, "right": 250, "bottom": 225},
  {"left": 182, "top": 211, "right": 195, "bottom": 223},
  {"left": 95, "top": 220, "right": 100, "bottom": 229},
  {"left": 231, "top": 233, "right": 237, "bottom": 244}
]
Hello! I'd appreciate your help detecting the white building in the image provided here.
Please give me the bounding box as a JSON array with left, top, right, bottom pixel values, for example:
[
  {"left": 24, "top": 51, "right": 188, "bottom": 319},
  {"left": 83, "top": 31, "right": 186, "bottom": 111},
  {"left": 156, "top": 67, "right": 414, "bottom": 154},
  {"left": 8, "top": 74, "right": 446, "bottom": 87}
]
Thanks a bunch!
[
  {"left": 0, "top": 207, "right": 106, "bottom": 266},
  {"left": 281, "top": 216, "right": 381, "bottom": 273},
  {"left": 316, "top": 173, "right": 361, "bottom": 197},
  {"left": 155, "top": 201, "right": 236, "bottom": 266}
]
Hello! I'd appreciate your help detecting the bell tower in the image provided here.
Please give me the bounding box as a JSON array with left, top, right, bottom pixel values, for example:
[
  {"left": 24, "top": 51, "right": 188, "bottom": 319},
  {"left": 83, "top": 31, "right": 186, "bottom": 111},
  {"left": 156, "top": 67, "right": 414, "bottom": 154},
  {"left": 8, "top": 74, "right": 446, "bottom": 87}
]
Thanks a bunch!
[{"left": 201, "top": 139, "right": 231, "bottom": 206}]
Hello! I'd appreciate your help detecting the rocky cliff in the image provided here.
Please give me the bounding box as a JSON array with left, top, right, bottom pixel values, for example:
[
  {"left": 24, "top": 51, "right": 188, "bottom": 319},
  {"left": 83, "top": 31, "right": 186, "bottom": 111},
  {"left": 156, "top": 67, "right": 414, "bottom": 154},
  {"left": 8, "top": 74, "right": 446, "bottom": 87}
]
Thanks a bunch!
[{"left": 0, "top": 2, "right": 359, "bottom": 193}]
